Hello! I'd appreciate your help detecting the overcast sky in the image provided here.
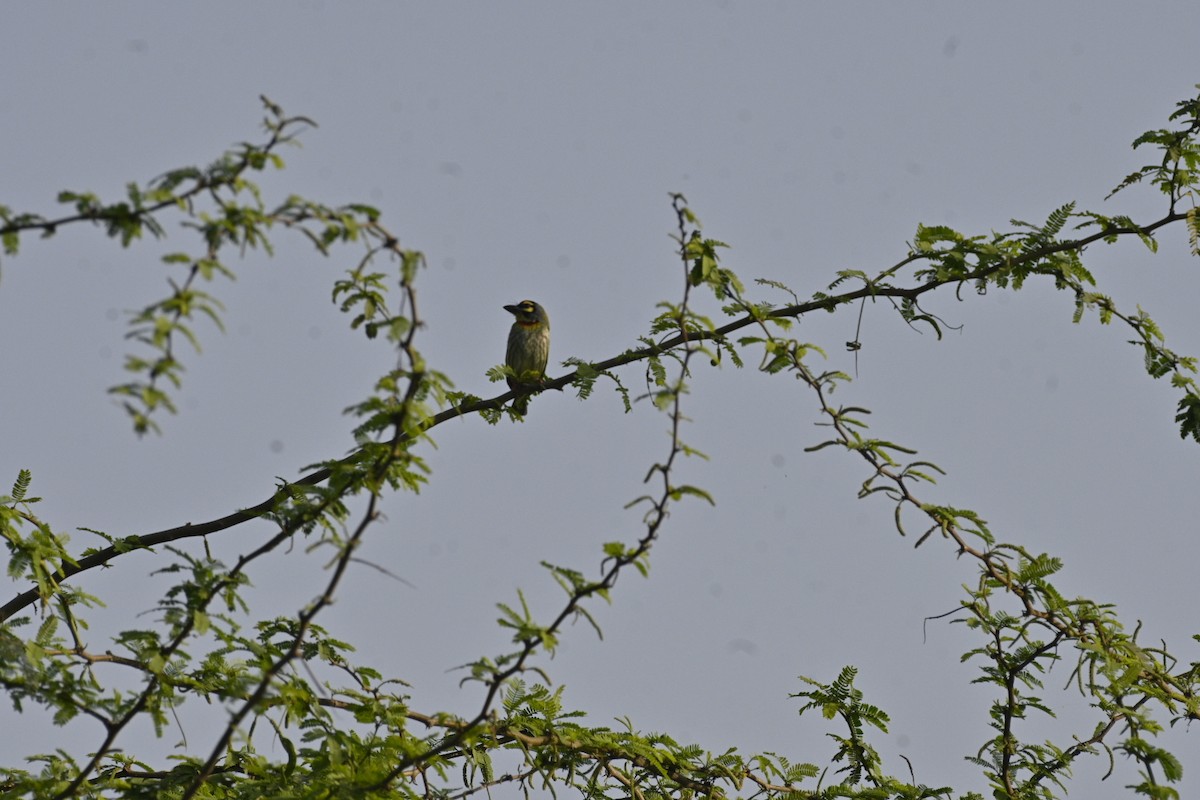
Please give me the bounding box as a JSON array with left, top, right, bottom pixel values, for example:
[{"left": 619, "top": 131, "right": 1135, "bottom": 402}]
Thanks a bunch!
[{"left": 3, "top": 4, "right": 1199, "bottom": 798}]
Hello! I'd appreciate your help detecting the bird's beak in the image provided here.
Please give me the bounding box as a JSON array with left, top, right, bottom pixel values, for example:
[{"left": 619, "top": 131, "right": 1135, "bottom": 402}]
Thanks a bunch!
[{"left": 503, "top": 304, "right": 520, "bottom": 315}]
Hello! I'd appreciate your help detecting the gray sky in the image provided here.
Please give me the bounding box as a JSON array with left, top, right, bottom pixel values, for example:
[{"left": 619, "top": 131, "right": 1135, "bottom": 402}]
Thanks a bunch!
[{"left": 3, "top": 4, "right": 1199, "bottom": 797}]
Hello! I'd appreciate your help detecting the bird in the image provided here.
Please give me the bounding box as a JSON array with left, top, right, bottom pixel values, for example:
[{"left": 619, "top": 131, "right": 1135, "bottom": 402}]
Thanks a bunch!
[{"left": 503, "top": 299, "right": 550, "bottom": 415}]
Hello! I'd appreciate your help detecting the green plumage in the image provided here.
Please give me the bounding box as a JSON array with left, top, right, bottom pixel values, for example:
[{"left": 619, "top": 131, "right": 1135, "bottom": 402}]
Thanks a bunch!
[{"left": 504, "top": 300, "right": 551, "bottom": 414}]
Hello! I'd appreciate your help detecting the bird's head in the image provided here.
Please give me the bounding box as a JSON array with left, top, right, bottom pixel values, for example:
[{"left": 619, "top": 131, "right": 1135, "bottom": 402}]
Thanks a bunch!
[{"left": 504, "top": 300, "right": 549, "bottom": 328}]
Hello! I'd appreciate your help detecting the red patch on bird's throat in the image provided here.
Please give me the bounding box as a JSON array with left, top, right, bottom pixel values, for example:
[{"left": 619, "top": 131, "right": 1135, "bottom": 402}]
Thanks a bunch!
[{"left": 516, "top": 320, "right": 540, "bottom": 327}]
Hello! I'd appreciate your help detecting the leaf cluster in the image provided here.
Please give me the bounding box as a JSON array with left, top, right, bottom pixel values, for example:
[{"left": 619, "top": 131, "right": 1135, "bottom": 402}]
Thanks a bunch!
[{"left": 3, "top": 91, "right": 1200, "bottom": 800}]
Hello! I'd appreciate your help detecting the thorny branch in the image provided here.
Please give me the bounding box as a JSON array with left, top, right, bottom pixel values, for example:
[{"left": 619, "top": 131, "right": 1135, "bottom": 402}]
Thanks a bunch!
[{"left": 3, "top": 207, "right": 1189, "bottom": 624}]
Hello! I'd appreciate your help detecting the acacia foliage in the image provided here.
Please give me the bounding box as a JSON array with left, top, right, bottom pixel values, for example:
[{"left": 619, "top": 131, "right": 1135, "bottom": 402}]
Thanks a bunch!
[{"left": 2, "top": 90, "right": 1200, "bottom": 800}]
